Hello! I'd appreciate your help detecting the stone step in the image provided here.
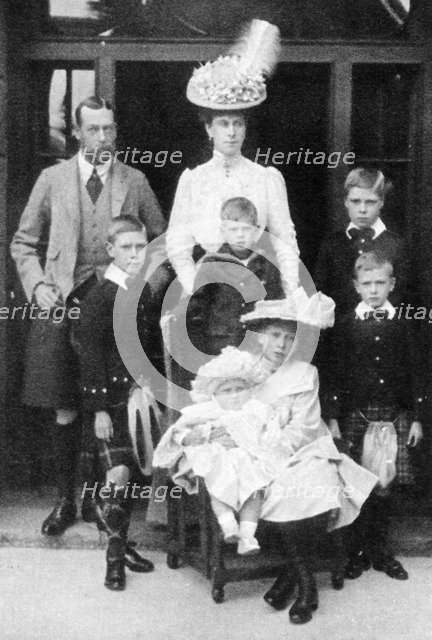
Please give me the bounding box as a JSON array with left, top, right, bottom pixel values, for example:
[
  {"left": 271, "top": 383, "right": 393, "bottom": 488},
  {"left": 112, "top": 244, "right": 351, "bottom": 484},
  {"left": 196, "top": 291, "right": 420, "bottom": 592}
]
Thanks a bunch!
[
  {"left": 1, "top": 488, "right": 432, "bottom": 556},
  {"left": 0, "top": 488, "right": 168, "bottom": 551}
]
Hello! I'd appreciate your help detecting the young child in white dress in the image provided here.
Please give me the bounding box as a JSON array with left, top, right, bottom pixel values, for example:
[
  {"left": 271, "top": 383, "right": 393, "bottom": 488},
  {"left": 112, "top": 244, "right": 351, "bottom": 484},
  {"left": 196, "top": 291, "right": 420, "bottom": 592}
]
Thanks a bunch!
[{"left": 153, "top": 347, "right": 285, "bottom": 555}]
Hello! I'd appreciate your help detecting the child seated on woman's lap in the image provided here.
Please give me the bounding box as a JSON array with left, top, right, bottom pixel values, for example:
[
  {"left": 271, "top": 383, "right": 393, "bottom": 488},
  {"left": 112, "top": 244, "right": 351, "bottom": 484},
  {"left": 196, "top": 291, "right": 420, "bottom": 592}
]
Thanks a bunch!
[{"left": 154, "top": 346, "right": 285, "bottom": 555}]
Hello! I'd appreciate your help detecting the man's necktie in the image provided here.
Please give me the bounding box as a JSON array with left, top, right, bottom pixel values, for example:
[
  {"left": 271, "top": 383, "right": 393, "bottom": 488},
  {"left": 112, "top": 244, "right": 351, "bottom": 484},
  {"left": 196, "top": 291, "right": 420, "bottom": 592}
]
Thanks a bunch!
[
  {"left": 347, "top": 227, "right": 375, "bottom": 242},
  {"left": 86, "top": 168, "right": 103, "bottom": 204}
]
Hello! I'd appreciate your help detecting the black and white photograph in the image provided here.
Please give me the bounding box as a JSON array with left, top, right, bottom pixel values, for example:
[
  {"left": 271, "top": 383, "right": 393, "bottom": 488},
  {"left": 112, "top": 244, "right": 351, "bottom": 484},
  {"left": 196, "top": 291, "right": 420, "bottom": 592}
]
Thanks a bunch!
[{"left": 1, "top": 1, "right": 432, "bottom": 639}]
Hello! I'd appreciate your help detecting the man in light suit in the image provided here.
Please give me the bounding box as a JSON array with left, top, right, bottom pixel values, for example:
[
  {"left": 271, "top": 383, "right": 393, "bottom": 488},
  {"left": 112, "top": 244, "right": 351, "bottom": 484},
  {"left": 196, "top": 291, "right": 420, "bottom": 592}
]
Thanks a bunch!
[{"left": 11, "top": 96, "right": 166, "bottom": 536}]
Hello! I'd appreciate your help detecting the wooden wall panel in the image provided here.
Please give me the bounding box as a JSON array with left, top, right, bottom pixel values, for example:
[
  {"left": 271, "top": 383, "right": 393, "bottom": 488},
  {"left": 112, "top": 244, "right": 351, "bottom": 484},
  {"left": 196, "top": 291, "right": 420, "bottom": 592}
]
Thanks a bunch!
[{"left": 0, "top": 2, "right": 7, "bottom": 492}]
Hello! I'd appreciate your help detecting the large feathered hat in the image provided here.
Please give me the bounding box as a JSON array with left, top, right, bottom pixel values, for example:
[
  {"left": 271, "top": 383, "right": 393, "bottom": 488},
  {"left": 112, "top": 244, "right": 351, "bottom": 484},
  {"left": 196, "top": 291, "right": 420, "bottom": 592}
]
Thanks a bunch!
[
  {"left": 186, "top": 19, "right": 280, "bottom": 110},
  {"left": 240, "top": 288, "right": 335, "bottom": 329}
]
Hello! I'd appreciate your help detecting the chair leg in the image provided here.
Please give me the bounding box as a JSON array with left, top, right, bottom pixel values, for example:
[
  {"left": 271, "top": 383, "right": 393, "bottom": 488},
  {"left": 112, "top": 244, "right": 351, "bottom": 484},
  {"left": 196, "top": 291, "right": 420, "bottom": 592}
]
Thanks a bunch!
[
  {"left": 200, "top": 484, "right": 213, "bottom": 579},
  {"left": 330, "top": 529, "right": 346, "bottom": 590},
  {"left": 166, "top": 480, "right": 181, "bottom": 569},
  {"left": 210, "top": 508, "right": 226, "bottom": 603}
]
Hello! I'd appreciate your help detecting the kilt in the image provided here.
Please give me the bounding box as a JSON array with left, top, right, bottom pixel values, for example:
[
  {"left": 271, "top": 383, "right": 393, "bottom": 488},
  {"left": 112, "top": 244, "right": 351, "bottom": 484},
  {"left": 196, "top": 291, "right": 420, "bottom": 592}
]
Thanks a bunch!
[
  {"left": 22, "top": 276, "right": 97, "bottom": 409},
  {"left": 341, "top": 406, "right": 417, "bottom": 485},
  {"left": 81, "top": 392, "right": 161, "bottom": 479},
  {"left": 23, "top": 309, "right": 80, "bottom": 408}
]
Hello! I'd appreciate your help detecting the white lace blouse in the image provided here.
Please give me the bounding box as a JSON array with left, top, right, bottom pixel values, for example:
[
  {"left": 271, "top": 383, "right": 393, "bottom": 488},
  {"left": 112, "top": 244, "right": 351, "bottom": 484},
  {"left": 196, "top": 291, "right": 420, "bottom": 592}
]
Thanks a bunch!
[{"left": 166, "top": 150, "right": 299, "bottom": 295}]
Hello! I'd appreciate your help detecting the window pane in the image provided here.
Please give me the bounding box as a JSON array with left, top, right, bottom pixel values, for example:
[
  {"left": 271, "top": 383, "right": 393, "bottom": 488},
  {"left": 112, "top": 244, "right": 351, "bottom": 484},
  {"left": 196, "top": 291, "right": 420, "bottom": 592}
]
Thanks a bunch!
[
  {"left": 72, "top": 70, "right": 96, "bottom": 124},
  {"left": 48, "top": 69, "right": 67, "bottom": 155},
  {"left": 351, "top": 64, "right": 418, "bottom": 232},
  {"left": 49, "top": 0, "right": 95, "bottom": 19},
  {"left": 352, "top": 65, "right": 417, "bottom": 160},
  {"left": 32, "top": 64, "right": 95, "bottom": 166}
]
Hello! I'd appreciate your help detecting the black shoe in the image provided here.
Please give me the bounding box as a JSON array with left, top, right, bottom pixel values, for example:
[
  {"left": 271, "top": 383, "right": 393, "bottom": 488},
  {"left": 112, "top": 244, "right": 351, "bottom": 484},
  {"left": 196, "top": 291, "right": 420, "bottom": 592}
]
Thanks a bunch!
[
  {"left": 331, "top": 571, "right": 344, "bottom": 590},
  {"left": 105, "top": 557, "right": 126, "bottom": 591},
  {"left": 105, "top": 538, "right": 126, "bottom": 591},
  {"left": 41, "top": 498, "right": 77, "bottom": 536},
  {"left": 81, "top": 496, "right": 98, "bottom": 523},
  {"left": 372, "top": 555, "right": 409, "bottom": 580},
  {"left": 345, "top": 551, "right": 370, "bottom": 580},
  {"left": 124, "top": 545, "right": 154, "bottom": 573},
  {"left": 361, "top": 551, "right": 372, "bottom": 571},
  {"left": 264, "top": 567, "right": 297, "bottom": 611},
  {"left": 289, "top": 567, "right": 317, "bottom": 625}
]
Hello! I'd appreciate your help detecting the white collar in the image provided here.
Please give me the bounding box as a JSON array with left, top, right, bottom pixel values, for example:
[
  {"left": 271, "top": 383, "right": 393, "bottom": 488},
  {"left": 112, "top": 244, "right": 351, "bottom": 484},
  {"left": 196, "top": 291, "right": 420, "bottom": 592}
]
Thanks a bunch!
[
  {"left": 346, "top": 217, "right": 386, "bottom": 240},
  {"left": 355, "top": 299, "right": 396, "bottom": 320},
  {"left": 256, "top": 358, "right": 315, "bottom": 399},
  {"left": 212, "top": 149, "right": 243, "bottom": 169},
  {"left": 104, "top": 263, "right": 129, "bottom": 290},
  {"left": 78, "top": 151, "right": 112, "bottom": 184}
]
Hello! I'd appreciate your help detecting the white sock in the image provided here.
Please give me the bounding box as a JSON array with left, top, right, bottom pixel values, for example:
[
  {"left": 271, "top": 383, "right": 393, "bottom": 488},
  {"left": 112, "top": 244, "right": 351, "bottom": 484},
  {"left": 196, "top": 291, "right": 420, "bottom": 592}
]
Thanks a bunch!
[
  {"left": 217, "top": 511, "right": 237, "bottom": 531},
  {"left": 239, "top": 520, "right": 258, "bottom": 539}
]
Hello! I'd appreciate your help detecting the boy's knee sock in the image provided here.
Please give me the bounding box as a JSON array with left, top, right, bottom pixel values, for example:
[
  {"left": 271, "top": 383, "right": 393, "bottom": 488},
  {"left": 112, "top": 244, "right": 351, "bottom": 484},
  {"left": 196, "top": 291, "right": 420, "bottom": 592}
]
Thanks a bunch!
[
  {"left": 101, "top": 484, "right": 130, "bottom": 543},
  {"left": 217, "top": 511, "right": 239, "bottom": 539},
  {"left": 239, "top": 520, "right": 258, "bottom": 540}
]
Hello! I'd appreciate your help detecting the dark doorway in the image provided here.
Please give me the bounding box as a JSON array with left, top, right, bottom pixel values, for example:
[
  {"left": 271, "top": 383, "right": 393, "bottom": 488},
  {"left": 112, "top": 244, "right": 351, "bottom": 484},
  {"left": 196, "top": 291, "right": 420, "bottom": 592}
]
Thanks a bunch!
[{"left": 115, "top": 62, "right": 330, "bottom": 274}]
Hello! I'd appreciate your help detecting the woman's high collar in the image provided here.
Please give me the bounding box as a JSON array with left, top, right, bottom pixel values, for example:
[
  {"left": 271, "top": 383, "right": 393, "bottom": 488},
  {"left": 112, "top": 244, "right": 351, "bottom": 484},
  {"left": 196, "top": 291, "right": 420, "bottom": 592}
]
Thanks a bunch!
[
  {"left": 256, "top": 356, "right": 314, "bottom": 391},
  {"left": 212, "top": 148, "right": 243, "bottom": 169}
]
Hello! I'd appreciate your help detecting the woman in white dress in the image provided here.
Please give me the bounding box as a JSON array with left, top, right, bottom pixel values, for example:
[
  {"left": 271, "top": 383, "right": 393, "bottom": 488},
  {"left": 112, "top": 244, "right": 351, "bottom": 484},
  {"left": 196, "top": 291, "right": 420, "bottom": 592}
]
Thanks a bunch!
[
  {"left": 239, "top": 293, "right": 377, "bottom": 624},
  {"left": 166, "top": 21, "right": 299, "bottom": 296}
]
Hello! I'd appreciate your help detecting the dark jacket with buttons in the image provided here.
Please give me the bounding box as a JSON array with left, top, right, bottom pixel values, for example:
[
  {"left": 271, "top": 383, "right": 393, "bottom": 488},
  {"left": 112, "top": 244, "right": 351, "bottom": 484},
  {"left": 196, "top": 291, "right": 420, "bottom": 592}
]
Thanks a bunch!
[
  {"left": 314, "top": 229, "right": 409, "bottom": 317},
  {"left": 322, "top": 310, "right": 425, "bottom": 420},
  {"left": 74, "top": 276, "right": 151, "bottom": 412},
  {"left": 185, "top": 243, "right": 284, "bottom": 356}
]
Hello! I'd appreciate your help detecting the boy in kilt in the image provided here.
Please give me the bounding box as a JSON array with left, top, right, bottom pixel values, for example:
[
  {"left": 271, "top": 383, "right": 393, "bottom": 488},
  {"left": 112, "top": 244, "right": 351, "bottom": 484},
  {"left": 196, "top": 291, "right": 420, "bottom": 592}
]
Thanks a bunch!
[
  {"left": 323, "top": 251, "right": 424, "bottom": 582},
  {"left": 74, "top": 215, "right": 160, "bottom": 590}
]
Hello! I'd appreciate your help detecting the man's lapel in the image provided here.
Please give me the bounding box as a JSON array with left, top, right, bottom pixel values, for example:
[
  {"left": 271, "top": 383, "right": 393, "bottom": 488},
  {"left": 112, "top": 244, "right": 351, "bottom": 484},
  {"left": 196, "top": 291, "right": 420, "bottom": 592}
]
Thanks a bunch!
[
  {"left": 59, "top": 156, "right": 81, "bottom": 232},
  {"left": 111, "top": 161, "right": 129, "bottom": 218}
]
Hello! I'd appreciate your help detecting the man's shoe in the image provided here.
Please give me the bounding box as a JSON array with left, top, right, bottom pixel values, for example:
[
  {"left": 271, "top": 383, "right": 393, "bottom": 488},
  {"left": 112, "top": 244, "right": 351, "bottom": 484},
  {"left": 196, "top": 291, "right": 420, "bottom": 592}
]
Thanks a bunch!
[
  {"left": 372, "top": 555, "right": 409, "bottom": 580},
  {"left": 124, "top": 545, "right": 154, "bottom": 573},
  {"left": 41, "top": 498, "right": 77, "bottom": 536},
  {"left": 264, "top": 566, "right": 297, "bottom": 611}
]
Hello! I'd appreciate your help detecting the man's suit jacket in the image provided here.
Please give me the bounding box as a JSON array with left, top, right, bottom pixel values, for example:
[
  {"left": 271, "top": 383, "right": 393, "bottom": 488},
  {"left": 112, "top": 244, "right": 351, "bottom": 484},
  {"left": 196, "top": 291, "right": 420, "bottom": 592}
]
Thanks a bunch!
[{"left": 11, "top": 155, "right": 166, "bottom": 301}]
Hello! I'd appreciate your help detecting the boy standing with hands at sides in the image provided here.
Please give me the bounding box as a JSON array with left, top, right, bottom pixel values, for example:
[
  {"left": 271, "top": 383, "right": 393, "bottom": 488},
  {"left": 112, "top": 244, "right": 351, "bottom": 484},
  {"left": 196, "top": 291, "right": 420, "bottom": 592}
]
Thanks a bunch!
[
  {"left": 314, "top": 167, "right": 409, "bottom": 317},
  {"left": 323, "top": 251, "right": 424, "bottom": 582},
  {"left": 74, "top": 215, "right": 159, "bottom": 591}
]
